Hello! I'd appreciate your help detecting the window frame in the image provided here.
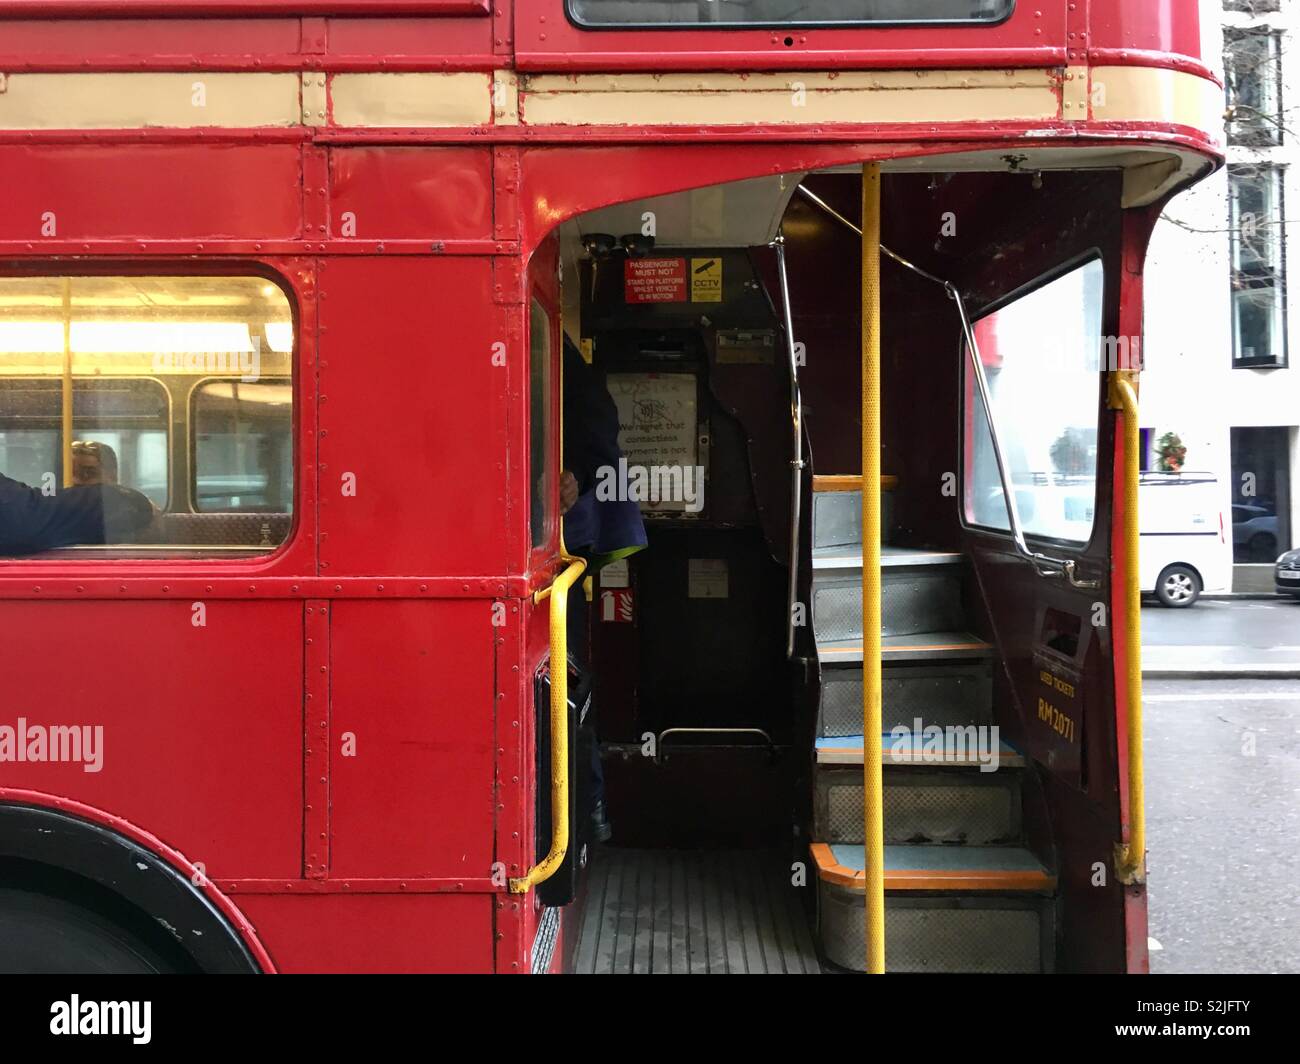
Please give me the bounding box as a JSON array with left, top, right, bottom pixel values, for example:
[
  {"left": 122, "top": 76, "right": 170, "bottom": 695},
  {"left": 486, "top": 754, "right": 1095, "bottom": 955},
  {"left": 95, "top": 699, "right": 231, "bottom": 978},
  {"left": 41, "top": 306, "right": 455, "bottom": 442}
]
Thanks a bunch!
[
  {"left": 0, "top": 374, "right": 174, "bottom": 511},
  {"left": 0, "top": 265, "right": 301, "bottom": 562},
  {"left": 188, "top": 374, "right": 296, "bottom": 515},
  {"left": 1229, "top": 164, "right": 1290, "bottom": 369},
  {"left": 959, "top": 251, "right": 1108, "bottom": 556},
  {"left": 1225, "top": 26, "right": 1284, "bottom": 148},
  {"left": 528, "top": 296, "right": 558, "bottom": 556},
  {"left": 565, "top": 0, "right": 1017, "bottom": 31}
]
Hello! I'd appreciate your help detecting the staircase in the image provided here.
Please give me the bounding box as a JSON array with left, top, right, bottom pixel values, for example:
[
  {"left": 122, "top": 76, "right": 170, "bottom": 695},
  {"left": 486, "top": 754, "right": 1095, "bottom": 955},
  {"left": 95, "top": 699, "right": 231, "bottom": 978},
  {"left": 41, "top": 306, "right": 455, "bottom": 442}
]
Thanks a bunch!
[{"left": 808, "top": 477, "right": 1056, "bottom": 973}]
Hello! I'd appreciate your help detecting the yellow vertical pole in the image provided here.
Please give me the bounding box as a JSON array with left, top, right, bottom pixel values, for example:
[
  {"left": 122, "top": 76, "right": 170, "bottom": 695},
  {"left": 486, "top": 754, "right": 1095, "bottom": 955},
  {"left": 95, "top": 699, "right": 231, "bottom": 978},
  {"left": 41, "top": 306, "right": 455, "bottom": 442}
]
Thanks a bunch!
[
  {"left": 1111, "top": 373, "right": 1146, "bottom": 883},
  {"left": 861, "top": 162, "right": 886, "bottom": 974},
  {"left": 61, "top": 278, "right": 74, "bottom": 487}
]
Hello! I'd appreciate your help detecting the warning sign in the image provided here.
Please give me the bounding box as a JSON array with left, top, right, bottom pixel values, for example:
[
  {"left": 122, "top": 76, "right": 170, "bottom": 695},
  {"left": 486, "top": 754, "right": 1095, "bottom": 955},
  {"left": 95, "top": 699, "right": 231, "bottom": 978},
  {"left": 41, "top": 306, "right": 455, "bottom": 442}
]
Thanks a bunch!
[
  {"left": 624, "top": 258, "right": 687, "bottom": 304},
  {"left": 600, "top": 589, "right": 635, "bottom": 623},
  {"left": 691, "top": 258, "right": 723, "bottom": 303}
]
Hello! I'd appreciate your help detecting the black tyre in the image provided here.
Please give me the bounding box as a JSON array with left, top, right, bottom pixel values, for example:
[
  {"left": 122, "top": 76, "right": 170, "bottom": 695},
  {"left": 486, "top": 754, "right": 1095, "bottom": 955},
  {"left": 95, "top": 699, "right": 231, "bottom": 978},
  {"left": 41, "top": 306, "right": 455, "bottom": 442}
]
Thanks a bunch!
[
  {"left": 1155, "top": 564, "right": 1202, "bottom": 608},
  {"left": 0, "top": 886, "right": 177, "bottom": 973}
]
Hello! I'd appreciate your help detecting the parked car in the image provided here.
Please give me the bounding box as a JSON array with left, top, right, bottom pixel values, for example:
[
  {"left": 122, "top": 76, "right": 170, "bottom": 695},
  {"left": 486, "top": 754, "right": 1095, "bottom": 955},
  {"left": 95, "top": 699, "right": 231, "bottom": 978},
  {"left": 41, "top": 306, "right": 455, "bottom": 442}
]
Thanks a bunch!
[{"left": 1276, "top": 549, "right": 1300, "bottom": 599}]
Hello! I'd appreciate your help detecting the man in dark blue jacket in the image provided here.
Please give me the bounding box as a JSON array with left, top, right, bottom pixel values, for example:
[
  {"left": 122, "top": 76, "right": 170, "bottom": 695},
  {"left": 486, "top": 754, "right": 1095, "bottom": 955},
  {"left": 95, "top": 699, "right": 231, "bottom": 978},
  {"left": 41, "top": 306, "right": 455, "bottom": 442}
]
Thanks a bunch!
[
  {"left": 0, "top": 472, "right": 154, "bottom": 554},
  {"left": 560, "top": 338, "right": 647, "bottom": 845}
]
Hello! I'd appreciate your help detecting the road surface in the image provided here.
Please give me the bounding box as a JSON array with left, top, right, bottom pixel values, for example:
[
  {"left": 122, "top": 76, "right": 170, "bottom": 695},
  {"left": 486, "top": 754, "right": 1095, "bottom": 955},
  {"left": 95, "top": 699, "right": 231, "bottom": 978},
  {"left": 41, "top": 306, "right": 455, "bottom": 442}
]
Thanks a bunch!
[{"left": 1145, "top": 677, "right": 1300, "bottom": 973}]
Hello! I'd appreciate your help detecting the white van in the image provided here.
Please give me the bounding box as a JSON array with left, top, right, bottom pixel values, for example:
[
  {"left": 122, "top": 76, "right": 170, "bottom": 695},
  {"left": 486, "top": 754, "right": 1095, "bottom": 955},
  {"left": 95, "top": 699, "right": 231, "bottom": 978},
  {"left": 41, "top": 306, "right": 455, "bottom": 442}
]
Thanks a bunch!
[{"left": 1139, "top": 472, "right": 1231, "bottom": 607}]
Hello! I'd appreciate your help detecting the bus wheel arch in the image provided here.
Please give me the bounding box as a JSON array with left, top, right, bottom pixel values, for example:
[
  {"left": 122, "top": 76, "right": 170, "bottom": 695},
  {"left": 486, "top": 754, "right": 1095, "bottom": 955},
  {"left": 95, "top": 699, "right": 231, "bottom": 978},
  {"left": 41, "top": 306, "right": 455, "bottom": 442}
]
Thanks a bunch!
[
  {"left": 1154, "top": 563, "right": 1203, "bottom": 608},
  {"left": 0, "top": 801, "right": 264, "bottom": 974}
]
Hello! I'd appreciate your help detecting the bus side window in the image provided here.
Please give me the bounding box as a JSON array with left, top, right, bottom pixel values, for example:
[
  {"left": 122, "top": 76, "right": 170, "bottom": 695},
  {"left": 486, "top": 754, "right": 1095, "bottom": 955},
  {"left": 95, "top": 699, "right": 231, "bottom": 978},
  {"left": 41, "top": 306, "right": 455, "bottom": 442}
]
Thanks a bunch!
[
  {"left": 0, "top": 274, "right": 295, "bottom": 558},
  {"left": 530, "top": 298, "right": 555, "bottom": 551}
]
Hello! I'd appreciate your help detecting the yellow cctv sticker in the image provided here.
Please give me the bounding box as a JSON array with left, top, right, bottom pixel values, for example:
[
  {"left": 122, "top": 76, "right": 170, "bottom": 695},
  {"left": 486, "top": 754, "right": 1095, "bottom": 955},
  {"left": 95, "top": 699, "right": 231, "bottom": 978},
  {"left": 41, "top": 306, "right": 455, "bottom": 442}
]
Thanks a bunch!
[{"left": 691, "top": 258, "right": 723, "bottom": 303}]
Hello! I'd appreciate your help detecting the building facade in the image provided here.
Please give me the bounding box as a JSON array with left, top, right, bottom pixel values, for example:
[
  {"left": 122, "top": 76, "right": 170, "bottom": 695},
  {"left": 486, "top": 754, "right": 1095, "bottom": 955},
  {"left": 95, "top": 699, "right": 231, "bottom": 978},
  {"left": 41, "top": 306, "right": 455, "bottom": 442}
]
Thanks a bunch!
[{"left": 1146, "top": 0, "right": 1300, "bottom": 586}]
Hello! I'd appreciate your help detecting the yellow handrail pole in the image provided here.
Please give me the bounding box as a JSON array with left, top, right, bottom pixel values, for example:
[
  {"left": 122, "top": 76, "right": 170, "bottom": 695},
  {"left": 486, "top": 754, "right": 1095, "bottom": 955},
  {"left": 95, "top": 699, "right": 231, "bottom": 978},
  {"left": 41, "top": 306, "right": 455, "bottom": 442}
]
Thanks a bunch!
[
  {"left": 861, "top": 161, "right": 886, "bottom": 974},
  {"left": 509, "top": 554, "right": 587, "bottom": 894},
  {"left": 1110, "top": 371, "right": 1146, "bottom": 884},
  {"left": 61, "top": 278, "right": 74, "bottom": 487},
  {"left": 510, "top": 298, "right": 589, "bottom": 894}
]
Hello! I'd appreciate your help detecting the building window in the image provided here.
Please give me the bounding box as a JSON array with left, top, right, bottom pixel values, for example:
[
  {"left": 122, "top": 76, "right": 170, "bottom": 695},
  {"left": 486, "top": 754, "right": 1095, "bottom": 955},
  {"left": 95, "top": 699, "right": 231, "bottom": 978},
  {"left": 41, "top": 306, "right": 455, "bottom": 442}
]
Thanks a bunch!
[
  {"left": 1230, "top": 166, "right": 1289, "bottom": 369},
  {"left": 1224, "top": 2, "right": 1281, "bottom": 15},
  {"left": 1231, "top": 426, "right": 1292, "bottom": 561},
  {"left": 1225, "top": 28, "right": 1284, "bottom": 147},
  {"left": 568, "top": 0, "right": 1014, "bottom": 29}
]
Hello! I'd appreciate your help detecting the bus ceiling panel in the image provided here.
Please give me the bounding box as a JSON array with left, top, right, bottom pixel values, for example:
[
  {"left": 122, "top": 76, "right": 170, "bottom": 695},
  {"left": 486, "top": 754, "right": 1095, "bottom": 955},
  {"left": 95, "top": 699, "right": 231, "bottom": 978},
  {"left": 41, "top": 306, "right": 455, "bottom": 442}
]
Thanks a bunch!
[{"left": 569, "top": 174, "right": 806, "bottom": 251}]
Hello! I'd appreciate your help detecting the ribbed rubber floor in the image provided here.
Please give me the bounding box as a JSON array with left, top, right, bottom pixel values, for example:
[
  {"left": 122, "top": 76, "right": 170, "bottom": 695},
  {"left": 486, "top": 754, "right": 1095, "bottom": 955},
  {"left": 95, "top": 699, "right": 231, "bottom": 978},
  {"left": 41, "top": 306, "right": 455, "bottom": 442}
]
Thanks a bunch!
[{"left": 572, "top": 849, "right": 822, "bottom": 974}]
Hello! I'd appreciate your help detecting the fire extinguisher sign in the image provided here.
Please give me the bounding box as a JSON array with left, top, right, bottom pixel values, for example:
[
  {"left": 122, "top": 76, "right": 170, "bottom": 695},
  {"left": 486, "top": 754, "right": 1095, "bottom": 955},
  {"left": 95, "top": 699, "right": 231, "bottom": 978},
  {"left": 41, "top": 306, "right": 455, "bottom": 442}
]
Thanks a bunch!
[{"left": 600, "top": 589, "right": 635, "bottom": 623}]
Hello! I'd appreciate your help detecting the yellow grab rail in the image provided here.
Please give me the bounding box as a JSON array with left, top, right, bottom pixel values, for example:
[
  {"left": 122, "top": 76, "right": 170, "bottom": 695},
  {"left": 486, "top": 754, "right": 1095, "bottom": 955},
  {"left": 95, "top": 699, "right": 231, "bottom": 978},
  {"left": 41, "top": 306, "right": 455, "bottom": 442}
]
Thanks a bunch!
[
  {"left": 509, "top": 553, "right": 588, "bottom": 894},
  {"left": 860, "top": 161, "right": 886, "bottom": 974},
  {"left": 1110, "top": 371, "right": 1146, "bottom": 885}
]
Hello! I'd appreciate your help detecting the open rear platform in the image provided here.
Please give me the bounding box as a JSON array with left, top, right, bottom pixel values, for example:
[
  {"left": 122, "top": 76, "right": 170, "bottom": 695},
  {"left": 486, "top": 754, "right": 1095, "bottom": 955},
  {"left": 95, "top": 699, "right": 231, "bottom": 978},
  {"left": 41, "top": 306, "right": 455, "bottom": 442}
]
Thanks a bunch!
[{"left": 572, "top": 849, "right": 822, "bottom": 974}]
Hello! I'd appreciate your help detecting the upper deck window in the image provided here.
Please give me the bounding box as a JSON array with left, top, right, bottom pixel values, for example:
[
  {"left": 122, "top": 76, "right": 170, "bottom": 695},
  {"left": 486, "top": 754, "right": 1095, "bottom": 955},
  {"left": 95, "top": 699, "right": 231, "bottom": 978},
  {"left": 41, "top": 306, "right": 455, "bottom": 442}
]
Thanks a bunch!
[{"left": 567, "top": 0, "right": 1014, "bottom": 29}]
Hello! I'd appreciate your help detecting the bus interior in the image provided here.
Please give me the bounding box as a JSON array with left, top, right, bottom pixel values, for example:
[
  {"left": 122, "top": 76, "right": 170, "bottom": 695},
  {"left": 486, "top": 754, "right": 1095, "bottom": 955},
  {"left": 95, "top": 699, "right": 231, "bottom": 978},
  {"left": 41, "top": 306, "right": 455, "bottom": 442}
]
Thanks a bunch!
[{"left": 549, "top": 157, "right": 1156, "bottom": 973}]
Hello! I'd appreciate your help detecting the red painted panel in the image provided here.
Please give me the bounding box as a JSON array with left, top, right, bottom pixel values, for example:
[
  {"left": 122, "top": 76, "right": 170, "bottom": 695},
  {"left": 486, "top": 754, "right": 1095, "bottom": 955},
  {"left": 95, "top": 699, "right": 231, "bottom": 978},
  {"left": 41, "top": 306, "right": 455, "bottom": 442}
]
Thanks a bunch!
[
  {"left": 0, "top": 19, "right": 300, "bottom": 60},
  {"left": 328, "top": 599, "right": 495, "bottom": 878},
  {"left": 1089, "top": 0, "right": 1204, "bottom": 64},
  {"left": 328, "top": 14, "right": 496, "bottom": 57},
  {"left": 330, "top": 148, "right": 493, "bottom": 241},
  {"left": 0, "top": 144, "right": 303, "bottom": 242},
  {"left": 235, "top": 893, "right": 494, "bottom": 972},
  {"left": 0, "top": 1, "right": 487, "bottom": 16},
  {"left": 0, "top": 600, "right": 303, "bottom": 878},
  {"left": 515, "top": 0, "right": 1068, "bottom": 71},
  {"left": 316, "top": 256, "right": 510, "bottom": 576}
]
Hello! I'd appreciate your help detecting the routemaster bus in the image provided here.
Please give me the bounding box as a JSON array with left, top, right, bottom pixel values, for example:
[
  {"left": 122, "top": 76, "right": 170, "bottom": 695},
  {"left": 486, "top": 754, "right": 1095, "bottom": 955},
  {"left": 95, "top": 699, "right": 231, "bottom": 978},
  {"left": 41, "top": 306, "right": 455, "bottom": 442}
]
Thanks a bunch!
[{"left": 0, "top": 1, "right": 1221, "bottom": 974}]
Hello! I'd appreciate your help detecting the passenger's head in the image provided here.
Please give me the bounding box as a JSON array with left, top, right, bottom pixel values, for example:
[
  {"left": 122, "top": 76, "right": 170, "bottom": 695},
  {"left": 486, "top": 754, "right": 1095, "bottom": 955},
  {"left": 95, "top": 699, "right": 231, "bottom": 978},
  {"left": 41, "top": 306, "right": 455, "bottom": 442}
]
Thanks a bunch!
[{"left": 71, "top": 440, "right": 119, "bottom": 486}]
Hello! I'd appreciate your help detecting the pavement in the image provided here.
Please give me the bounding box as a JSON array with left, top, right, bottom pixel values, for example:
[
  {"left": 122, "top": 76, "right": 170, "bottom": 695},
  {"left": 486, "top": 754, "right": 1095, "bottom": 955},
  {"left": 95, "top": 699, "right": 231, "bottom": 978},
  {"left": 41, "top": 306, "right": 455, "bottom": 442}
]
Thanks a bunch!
[
  {"left": 1142, "top": 598, "right": 1300, "bottom": 678},
  {"left": 1145, "top": 678, "right": 1300, "bottom": 973}
]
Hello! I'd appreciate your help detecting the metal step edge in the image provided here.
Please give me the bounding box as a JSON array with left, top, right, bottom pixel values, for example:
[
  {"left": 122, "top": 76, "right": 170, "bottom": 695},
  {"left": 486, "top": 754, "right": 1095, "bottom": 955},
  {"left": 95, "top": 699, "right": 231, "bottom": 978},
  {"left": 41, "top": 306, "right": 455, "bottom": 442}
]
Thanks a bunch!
[
  {"left": 815, "top": 735, "right": 1024, "bottom": 769},
  {"left": 810, "top": 843, "right": 1055, "bottom": 893}
]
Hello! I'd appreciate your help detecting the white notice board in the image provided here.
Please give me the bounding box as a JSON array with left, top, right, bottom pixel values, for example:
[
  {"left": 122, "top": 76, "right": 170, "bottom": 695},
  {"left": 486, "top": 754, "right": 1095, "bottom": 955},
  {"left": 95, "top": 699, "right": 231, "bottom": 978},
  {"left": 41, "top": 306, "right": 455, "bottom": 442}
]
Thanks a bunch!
[{"left": 605, "top": 372, "right": 700, "bottom": 515}]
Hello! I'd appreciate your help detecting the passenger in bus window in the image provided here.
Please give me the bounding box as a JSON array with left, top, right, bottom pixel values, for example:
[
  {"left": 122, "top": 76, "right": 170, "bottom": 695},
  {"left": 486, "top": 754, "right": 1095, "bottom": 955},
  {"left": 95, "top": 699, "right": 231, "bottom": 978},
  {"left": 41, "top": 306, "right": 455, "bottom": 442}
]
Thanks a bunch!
[
  {"left": 0, "top": 469, "right": 154, "bottom": 555},
  {"left": 70, "top": 440, "right": 120, "bottom": 487}
]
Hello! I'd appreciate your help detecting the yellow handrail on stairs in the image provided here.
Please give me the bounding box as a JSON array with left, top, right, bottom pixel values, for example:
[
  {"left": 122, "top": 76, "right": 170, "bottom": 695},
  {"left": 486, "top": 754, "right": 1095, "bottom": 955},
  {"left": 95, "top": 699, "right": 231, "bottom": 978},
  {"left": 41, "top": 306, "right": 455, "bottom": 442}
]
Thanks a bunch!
[
  {"left": 509, "top": 551, "right": 588, "bottom": 894},
  {"left": 861, "top": 161, "right": 886, "bottom": 973},
  {"left": 1110, "top": 371, "right": 1146, "bottom": 885}
]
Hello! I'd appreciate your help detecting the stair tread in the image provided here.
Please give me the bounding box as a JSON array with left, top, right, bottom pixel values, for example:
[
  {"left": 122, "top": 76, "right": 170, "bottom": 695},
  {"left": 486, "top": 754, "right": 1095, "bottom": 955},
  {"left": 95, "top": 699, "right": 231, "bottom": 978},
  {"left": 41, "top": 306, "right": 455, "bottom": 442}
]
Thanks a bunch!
[
  {"left": 815, "top": 733, "right": 1024, "bottom": 768},
  {"left": 811, "top": 843, "right": 1055, "bottom": 892},
  {"left": 818, "top": 633, "right": 994, "bottom": 663},
  {"left": 813, "top": 544, "right": 963, "bottom": 571}
]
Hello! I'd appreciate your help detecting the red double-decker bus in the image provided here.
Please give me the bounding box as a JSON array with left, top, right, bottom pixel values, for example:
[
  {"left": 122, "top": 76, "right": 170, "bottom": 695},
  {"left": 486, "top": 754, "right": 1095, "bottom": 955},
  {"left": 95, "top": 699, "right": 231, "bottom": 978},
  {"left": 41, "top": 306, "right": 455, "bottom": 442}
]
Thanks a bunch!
[{"left": 0, "top": 1, "right": 1220, "bottom": 974}]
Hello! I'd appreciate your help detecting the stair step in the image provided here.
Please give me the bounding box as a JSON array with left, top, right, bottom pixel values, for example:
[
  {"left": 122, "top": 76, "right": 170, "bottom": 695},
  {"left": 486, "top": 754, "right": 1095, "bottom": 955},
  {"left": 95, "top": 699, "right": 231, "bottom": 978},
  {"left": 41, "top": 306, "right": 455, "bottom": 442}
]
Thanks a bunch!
[
  {"left": 818, "top": 662, "right": 994, "bottom": 738},
  {"left": 815, "top": 733, "right": 1024, "bottom": 768},
  {"left": 811, "top": 477, "right": 897, "bottom": 550},
  {"left": 815, "top": 888, "right": 1051, "bottom": 973},
  {"left": 810, "top": 843, "right": 1055, "bottom": 893},
  {"left": 814, "top": 769, "right": 1021, "bottom": 846},
  {"left": 818, "top": 633, "right": 993, "bottom": 665},
  {"left": 812, "top": 844, "right": 1055, "bottom": 972},
  {"left": 812, "top": 546, "right": 965, "bottom": 642}
]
